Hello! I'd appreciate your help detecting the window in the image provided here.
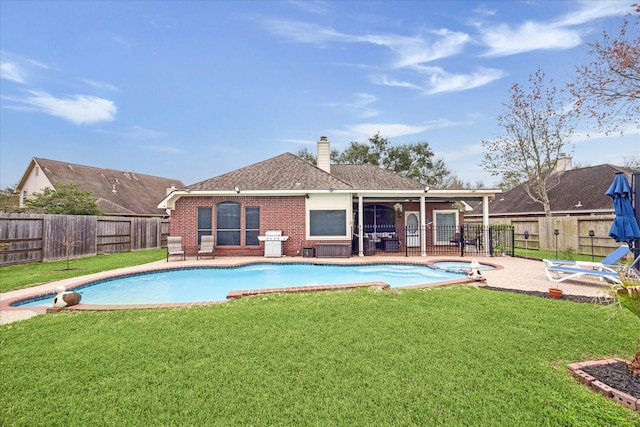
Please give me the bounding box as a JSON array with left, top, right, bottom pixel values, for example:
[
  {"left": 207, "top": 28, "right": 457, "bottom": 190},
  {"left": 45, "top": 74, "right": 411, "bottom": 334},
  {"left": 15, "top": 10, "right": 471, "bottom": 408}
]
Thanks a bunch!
[
  {"left": 245, "top": 207, "right": 260, "bottom": 246},
  {"left": 434, "top": 210, "right": 458, "bottom": 244},
  {"left": 310, "top": 210, "right": 346, "bottom": 236},
  {"left": 216, "top": 202, "right": 240, "bottom": 245},
  {"left": 197, "top": 207, "right": 212, "bottom": 245}
]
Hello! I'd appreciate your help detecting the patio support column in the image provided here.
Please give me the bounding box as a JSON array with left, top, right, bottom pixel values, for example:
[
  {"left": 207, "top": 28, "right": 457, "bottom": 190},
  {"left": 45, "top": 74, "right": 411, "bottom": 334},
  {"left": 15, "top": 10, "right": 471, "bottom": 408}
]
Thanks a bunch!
[
  {"left": 358, "top": 195, "right": 364, "bottom": 257},
  {"left": 482, "top": 195, "right": 490, "bottom": 251},
  {"left": 420, "top": 195, "right": 427, "bottom": 257}
]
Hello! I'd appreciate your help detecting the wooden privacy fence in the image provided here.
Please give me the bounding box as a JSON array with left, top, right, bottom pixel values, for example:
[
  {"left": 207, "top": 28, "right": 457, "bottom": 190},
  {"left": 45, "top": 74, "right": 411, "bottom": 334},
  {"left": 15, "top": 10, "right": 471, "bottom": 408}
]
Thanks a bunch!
[
  {"left": 467, "top": 214, "right": 619, "bottom": 257},
  {"left": 0, "top": 213, "right": 170, "bottom": 266}
]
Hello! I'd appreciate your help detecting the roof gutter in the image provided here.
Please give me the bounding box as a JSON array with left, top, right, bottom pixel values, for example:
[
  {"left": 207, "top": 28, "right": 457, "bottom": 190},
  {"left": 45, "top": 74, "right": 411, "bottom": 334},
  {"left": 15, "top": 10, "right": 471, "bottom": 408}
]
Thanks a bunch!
[{"left": 158, "top": 188, "right": 501, "bottom": 210}]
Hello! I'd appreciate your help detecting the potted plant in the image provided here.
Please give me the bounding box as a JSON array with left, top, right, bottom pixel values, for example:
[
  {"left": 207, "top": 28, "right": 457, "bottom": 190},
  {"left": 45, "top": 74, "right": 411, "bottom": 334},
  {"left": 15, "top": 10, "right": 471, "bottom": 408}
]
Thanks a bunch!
[
  {"left": 548, "top": 287, "right": 563, "bottom": 298},
  {"left": 393, "top": 203, "right": 403, "bottom": 217}
]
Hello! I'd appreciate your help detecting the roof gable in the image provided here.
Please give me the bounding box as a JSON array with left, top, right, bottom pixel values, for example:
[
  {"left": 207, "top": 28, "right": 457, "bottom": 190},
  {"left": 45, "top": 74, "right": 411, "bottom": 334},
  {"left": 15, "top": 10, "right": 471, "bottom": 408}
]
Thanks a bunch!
[{"left": 29, "top": 158, "right": 184, "bottom": 216}]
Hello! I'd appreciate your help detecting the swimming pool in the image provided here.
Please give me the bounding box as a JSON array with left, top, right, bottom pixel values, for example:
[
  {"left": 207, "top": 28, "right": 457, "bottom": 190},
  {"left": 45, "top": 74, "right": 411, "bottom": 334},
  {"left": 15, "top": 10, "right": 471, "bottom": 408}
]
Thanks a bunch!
[{"left": 13, "top": 263, "right": 467, "bottom": 307}]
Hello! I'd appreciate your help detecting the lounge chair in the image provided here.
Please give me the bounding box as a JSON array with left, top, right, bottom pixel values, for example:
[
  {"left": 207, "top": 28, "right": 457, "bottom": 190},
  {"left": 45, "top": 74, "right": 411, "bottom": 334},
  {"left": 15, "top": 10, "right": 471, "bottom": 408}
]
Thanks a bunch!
[
  {"left": 543, "top": 245, "right": 630, "bottom": 269},
  {"left": 197, "top": 235, "right": 215, "bottom": 260},
  {"left": 545, "top": 264, "right": 622, "bottom": 284},
  {"left": 166, "top": 236, "right": 185, "bottom": 261}
]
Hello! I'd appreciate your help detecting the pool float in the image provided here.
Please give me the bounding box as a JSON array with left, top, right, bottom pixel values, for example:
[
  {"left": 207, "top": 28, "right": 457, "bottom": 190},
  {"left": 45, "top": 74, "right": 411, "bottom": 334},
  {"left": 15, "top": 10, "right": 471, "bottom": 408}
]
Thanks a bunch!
[{"left": 52, "top": 286, "right": 82, "bottom": 308}]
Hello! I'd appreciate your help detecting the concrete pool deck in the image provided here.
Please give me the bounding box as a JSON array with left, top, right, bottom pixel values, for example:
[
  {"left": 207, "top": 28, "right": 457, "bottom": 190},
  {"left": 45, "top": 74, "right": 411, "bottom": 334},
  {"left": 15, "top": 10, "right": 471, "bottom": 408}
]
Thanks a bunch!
[{"left": 0, "top": 255, "right": 615, "bottom": 325}]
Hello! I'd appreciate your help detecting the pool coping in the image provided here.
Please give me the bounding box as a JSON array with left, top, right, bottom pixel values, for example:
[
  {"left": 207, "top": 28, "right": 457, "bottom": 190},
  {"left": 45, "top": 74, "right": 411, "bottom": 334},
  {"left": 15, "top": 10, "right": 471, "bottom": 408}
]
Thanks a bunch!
[{"left": 1, "top": 257, "right": 496, "bottom": 316}]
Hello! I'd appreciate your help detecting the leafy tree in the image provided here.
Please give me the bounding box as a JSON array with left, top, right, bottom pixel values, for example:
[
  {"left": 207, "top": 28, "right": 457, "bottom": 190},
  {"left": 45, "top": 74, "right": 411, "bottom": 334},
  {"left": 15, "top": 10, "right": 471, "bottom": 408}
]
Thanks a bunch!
[
  {"left": 0, "top": 185, "right": 19, "bottom": 213},
  {"left": 296, "top": 146, "right": 341, "bottom": 164},
  {"left": 297, "top": 133, "right": 450, "bottom": 186},
  {"left": 570, "top": 5, "right": 639, "bottom": 134},
  {"left": 335, "top": 133, "right": 390, "bottom": 165},
  {"left": 481, "top": 69, "right": 576, "bottom": 217},
  {"left": 24, "top": 183, "right": 102, "bottom": 215},
  {"left": 440, "top": 175, "right": 486, "bottom": 190}
]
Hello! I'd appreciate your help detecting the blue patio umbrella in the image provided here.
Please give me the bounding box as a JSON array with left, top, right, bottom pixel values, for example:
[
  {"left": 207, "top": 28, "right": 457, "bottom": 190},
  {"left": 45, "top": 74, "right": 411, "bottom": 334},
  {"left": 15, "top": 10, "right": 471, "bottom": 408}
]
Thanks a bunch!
[{"left": 606, "top": 173, "right": 640, "bottom": 242}]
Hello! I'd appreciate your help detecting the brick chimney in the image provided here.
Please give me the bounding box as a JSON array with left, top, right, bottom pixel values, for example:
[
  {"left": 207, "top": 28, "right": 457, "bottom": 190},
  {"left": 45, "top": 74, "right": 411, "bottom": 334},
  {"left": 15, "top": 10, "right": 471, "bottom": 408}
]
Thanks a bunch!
[{"left": 317, "top": 136, "right": 331, "bottom": 173}]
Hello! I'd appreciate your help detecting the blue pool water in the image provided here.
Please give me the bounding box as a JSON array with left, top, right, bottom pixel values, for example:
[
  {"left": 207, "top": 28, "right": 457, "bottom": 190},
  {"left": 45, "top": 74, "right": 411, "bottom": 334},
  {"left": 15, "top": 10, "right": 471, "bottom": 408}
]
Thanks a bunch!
[
  {"left": 14, "top": 263, "right": 466, "bottom": 307},
  {"left": 431, "top": 261, "right": 495, "bottom": 273}
]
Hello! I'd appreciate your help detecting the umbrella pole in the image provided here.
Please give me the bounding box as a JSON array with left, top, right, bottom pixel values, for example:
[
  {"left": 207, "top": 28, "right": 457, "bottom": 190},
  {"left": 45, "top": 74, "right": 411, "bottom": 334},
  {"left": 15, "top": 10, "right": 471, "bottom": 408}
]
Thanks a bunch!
[{"left": 633, "top": 172, "right": 640, "bottom": 270}]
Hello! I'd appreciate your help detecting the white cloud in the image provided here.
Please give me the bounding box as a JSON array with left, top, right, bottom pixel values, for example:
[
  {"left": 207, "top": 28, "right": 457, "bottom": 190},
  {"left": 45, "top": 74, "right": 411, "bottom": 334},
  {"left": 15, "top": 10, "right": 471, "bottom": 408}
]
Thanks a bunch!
[
  {"left": 382, "top": 29, "right": 471, "bottom": 69},
  {"left": 334, "top": 123, "right": 430, "bottom": 142},
  {"left": 0, "top": 61, "right": 25, "bottom": 83},
  {"left": 12, "top": 90, "right": 117, "bottom": 125},
  {"left": 369, "top": 74, "right": 420, "bottom": 89},
  {"left": 479, "top": 21, "right": 582, "bottom": 57},
  {"left": 556, "top": 1, "right": 631, "bottom": 26},
  {"left": 477, "top": 1, "right": 631, "bottom": 57},
  {"left": 346, "top": 93, "right": 378, "bottom": 118},
  {"left": 412, "top": 66, "right": 504, "bottom": 94},
  {"left": 263, "top": 19, "right": 470, "bottom": 68},
  {"left": 82, "top": 79, "right": 119, "bottom": 92},
  {"left": 0, "top": 51, "right": 49, "bottom": 84}
]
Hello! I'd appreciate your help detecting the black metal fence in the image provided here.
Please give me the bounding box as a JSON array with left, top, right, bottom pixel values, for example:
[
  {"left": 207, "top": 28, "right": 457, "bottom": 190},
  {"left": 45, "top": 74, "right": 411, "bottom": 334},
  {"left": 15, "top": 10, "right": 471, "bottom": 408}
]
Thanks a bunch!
[{"left": 353, "top": 224, "right": 514, "bottom": 257}]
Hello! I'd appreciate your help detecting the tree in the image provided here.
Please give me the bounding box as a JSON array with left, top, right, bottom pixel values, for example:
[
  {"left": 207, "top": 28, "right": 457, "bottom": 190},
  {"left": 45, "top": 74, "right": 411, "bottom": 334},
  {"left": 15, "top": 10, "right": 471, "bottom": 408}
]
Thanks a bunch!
[
  {"left": 481, "top": 69, "right": 576, "bottom": 217},
  {"left": 296, "top": 133, "right": 450, "bottom": 186},
  {"left": 570, "top": 5, "right": 639, "bottom": 134},
  {"left": 24, "top": 183, "right": 102, "bottom": 215},
  {"left": 0, "top": 185, "right": 19, "bottom": 213},
  {"left": 335, "top": 133, "right": 390, "bottom": 165},
  {"left": 296, "top": 146, "right": 341, "bottom": 164}
]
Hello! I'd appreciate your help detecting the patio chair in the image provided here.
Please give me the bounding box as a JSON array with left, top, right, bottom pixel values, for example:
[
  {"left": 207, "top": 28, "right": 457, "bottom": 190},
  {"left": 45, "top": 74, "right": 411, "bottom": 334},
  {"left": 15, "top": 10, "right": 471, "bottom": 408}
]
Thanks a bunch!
[
  {"left": 543, "top": 245, "right": 630, "bottom": 270},
  {"left": 166, "top": 236, "right": 185, "bottom": 262},
  {"left": 197, "top": 235, "right": 215, "bottom": 260},
  {"left": 450, "top": 232, "right": 479, "bottom": 249}
]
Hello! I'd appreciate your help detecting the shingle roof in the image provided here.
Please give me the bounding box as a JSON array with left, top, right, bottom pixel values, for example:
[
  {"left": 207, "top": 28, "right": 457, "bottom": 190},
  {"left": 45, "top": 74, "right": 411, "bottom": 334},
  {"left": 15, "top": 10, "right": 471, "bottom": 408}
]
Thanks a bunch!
[
  {"left": 331, "top": 164, "right": 426, "bottom": 190},
  {"left": 31, "top": 158, "right": 184, "bottom": 216},
  {"left": 187, "top": 153, "right": 427, "bottom": 192},
  {"left": 469, "top": 164, "right": 638, "bottom": 216}
]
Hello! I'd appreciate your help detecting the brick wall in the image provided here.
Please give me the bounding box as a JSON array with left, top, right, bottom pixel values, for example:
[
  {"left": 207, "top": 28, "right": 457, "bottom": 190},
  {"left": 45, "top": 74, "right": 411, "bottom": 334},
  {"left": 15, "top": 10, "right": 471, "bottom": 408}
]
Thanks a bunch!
[
  {"left": 170, "top": 197, "right": 458, "bottom": 257},
  {"left": 171, "top": 195, "right": 316, "bottom": 257}
]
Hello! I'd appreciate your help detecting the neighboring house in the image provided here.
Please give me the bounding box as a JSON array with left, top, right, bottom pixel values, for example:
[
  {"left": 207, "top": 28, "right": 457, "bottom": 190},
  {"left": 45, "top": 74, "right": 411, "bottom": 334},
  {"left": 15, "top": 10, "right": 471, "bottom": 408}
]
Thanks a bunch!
[
  {"left": 159, "top": 137, "right": 499, "bottom": 257},
  {"left": 466, "top": 163, "right": 639, "bottom": 219},
  {"left": 16, "top": 157, "right": 185, "bottom": 217}
]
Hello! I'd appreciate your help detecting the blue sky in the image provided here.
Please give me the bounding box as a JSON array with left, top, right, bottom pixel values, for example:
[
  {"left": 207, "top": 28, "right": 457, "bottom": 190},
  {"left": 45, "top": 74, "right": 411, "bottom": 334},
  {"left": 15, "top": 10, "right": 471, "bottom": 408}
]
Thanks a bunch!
[{"left": 1, "top": 0, "right": 638, "bottom": 189}]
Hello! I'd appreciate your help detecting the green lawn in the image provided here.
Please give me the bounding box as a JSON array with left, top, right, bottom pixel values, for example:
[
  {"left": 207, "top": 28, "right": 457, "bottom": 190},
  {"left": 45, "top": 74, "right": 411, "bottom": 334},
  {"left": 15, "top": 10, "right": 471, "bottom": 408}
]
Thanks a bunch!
[
  {"left": 1, "top": 286, "right": 639, "bottom": 426},
  {"left": 0, "top": 249, "right": 165, "bottom": 292}
]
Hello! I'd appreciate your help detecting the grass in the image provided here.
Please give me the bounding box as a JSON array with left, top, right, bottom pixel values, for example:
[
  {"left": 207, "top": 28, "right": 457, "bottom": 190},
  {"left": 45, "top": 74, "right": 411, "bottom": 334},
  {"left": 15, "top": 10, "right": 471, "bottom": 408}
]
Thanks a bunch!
[
  {"left": 514, "top": 248, "right": 613, "bottom": 263},
  {"left": 0, "top": 249, "right": 165, "bottom": 293},
  {"left": 2, "top": 286, "right": 639, "bottom": 426}
]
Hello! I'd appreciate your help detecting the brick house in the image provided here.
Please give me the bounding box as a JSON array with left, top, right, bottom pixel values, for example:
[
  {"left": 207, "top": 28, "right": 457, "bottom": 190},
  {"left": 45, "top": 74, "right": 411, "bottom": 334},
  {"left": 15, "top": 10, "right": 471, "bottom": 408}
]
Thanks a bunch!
[{"left": 159, "top": 137, "right": 499, "bottom": 257}]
